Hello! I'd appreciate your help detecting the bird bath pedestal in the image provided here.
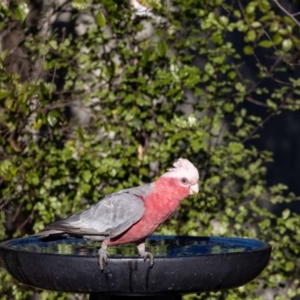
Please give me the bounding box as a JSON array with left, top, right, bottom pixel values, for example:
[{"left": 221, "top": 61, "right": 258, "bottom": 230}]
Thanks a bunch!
[{"left": 0, "top": 235, "right": 271, "bottom": 299}]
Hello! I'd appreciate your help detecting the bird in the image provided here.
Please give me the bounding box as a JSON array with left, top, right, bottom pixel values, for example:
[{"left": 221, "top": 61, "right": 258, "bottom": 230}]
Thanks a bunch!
[{"left": 34, "top": 158, "right": 199, "bottom": 270}]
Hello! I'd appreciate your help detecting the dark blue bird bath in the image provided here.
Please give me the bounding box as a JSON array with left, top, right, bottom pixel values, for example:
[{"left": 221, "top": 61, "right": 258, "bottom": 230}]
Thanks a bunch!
[{"left": 0, "top": 235, "right": 271, "bottom": 299}]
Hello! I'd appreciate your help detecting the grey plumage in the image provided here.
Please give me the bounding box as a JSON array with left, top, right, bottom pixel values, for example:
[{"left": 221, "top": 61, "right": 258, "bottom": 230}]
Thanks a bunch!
[{"left": 34, "top": 183, "right": 153, "bottom": 239}]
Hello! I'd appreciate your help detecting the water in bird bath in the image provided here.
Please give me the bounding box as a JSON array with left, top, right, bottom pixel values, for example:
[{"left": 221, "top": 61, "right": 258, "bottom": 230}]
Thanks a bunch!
[{"left": 5, "top": 235, "right": 265, "bottom": 258}]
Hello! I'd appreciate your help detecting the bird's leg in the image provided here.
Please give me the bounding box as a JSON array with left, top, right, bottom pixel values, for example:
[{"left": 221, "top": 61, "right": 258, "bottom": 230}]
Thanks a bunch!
[
  {"left": 98, "top": 240, "right": 109, "bottom": 270},
  {"left": 136, "top": 241, "right": 154, "bottom": 267}
]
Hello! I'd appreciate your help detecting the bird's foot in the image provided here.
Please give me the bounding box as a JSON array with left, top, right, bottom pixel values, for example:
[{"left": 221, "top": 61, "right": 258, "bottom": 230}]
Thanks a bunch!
[
  {"left": 98, "top": 247, "right": 109, "bottom": 271},
  {"left": 137, "top": 242, "right": 154, "bottom": 268},
  {"left": 143, "top": 251, "right": 154, "bottom": 267}
]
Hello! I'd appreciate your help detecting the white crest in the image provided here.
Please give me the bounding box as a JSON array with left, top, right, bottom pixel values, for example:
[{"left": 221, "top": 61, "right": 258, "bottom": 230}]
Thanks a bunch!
[{"left": 162, "top": 158, "right": 199, "bottom": 184}]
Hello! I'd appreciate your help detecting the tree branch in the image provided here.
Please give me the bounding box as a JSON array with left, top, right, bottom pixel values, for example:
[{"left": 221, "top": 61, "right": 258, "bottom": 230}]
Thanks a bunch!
[{"left": 272, "top": 0, "right": 300, "bottom": 28}]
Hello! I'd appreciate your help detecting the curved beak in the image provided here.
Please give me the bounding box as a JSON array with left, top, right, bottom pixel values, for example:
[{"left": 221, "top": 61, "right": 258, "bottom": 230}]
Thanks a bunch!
[{"left": 189, "top": 183, "right": 199, "bottom": 195}]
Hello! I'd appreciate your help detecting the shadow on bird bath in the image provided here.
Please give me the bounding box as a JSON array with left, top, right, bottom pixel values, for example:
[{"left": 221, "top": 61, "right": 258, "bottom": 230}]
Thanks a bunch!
[{"left": 0, "top": 235, "right": 271, "bottom": 299}]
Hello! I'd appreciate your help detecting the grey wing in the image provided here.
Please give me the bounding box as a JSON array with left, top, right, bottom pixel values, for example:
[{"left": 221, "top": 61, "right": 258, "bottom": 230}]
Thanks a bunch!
[{"left": 36, "top": 193, "right": 145, "bottom": 238}]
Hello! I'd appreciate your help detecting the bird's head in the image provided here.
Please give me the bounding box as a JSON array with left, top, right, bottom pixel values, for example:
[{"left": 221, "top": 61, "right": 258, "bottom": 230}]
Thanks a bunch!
[{"left": 161, "top": 158, "right": 199, "bottom": 196}]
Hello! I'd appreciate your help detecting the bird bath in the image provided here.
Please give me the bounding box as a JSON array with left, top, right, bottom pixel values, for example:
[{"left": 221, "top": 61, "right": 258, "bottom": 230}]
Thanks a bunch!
[{"left": 0, "top": 235, "right": 271, "bottom": 299}]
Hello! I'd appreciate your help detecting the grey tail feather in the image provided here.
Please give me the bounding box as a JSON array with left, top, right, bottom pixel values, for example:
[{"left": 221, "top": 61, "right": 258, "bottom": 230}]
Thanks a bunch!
[
  {"left": 32, "top": 221, "right": 97, "bottom": 237},
  {"left": 32, "top": 219, "right": 78, "bottom": 237},
  {"left": 32, "top": 229, "right": 65, "bottom": 237}
]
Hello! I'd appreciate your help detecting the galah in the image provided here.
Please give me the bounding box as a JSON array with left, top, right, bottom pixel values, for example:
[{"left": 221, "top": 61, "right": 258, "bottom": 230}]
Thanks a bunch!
[{"left": 35, "top": 158, "right": 199, "bottom": 270}]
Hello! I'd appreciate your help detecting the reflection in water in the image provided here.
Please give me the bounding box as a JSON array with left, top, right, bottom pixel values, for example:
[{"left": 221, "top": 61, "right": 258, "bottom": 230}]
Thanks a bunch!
[{"left": 5, "top": 235, "right": 266, "bottom": 258}]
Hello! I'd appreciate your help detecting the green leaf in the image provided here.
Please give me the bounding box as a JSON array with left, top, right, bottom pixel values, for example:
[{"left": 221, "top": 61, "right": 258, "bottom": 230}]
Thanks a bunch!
[
  {"left": 95, "top": 12, "right": 106, "bottom": 27},
  {"left": 251, "top": 21, "right": 261, "bottom": 28},
  {"left": 157, "top": 40, "right": 167, "bottom": 57},
  {"left": 71, "top": 0, "right": 90, "bottom": 10},
  {"left": 0, "top": 90, "right": 9, "bottom": 100},
  {"left": 47, "top": 110, "right": 60, "bottom": 127},
  {"left": 284, "top": 261, "right": 295, "bottom": 272},
  {"left": 246, "top": 3, "right": 256, "bottom": 14},
  {"left": 282, "top": 209, "right": 290, "bottom": 220},
  {"left": 82, "top": 170, "right": 92, "bottom": 183},
  {"left": 259, "top": 40, "right": 273, "bottom": 48},
  {"left": 49, "top": 40, "right": 58, "bottom": 50},
  {"left": 14, "top": 2, "right": 29, "bottom": 22},
  {"left": 282, "top": 39, "right": 292, "bottom": 52},
  {"left": 243, "top": 45, "right": 253, "bottom": 55},
  {"left": 267, "top": 99, "right": 277, "bottom": 110},
  {"left": 219, "top": 16, "right": 229, "bottom": 26},
  {"left": 224, "top": 103, "right": 234, "bottom": 112},
  {"left": 235, "top": 82, "right": 246, "bottom": 93},
  {"left": 204, "top": 62, "right": 215, "bottom": 76},
  {"left": 246, "top": 30, "right": 256, "bottom": 42}
]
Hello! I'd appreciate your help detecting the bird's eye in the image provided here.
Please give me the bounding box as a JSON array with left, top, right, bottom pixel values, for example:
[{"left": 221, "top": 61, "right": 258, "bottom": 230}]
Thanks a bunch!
[{"left": 180, "top": 177, "right": 189, "bottom": 184}]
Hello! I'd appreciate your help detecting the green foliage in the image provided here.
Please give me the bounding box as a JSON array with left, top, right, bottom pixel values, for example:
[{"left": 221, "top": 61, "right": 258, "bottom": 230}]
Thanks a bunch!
[{"left": 1, "top": 0, "right": 300, "bottom": 299}]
